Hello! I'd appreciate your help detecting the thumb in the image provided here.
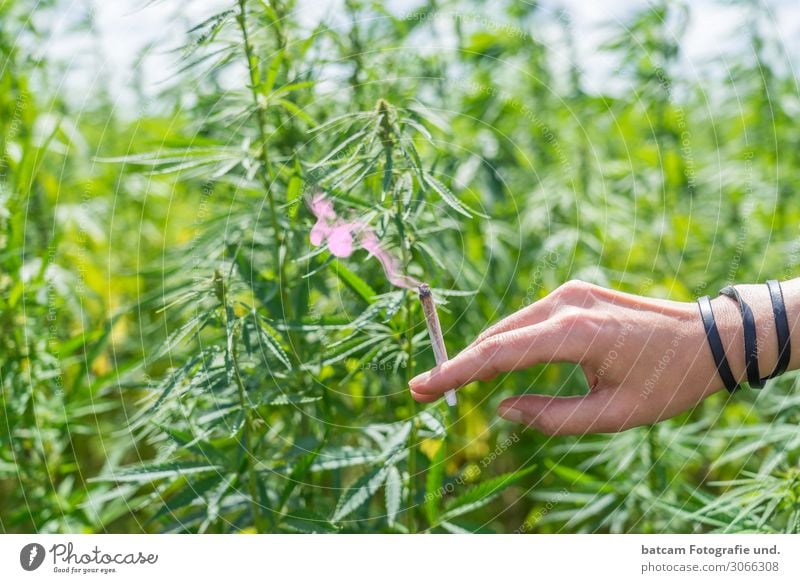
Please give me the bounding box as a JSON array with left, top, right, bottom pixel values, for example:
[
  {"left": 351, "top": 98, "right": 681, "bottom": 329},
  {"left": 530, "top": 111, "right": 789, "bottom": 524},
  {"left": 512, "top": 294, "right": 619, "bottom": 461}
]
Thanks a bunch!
[{"left": 497, "top": 389, "right": 638, "bottom": 436}]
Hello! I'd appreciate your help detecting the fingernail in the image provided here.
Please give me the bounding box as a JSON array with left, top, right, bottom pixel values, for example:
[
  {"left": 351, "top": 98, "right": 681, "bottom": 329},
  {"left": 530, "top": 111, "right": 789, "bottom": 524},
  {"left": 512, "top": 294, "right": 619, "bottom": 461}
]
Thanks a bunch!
[
  {"left": 409, "top": 372, "right": 427, "bottom": 389},
  {"left": 498, "top": 406, "right": 524, "bottom": 424}
]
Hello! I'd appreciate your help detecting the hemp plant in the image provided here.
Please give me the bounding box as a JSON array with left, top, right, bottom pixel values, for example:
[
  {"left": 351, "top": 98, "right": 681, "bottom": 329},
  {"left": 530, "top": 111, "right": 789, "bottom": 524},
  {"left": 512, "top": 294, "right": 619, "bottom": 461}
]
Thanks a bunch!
[{"left": 90, "top": 0, "right": 533, "bottom": 534}]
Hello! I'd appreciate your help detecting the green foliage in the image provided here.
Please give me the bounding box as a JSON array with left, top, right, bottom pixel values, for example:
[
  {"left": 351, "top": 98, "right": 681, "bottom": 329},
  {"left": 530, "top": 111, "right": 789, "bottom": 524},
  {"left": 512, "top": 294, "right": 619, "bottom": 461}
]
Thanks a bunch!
[{"left": 2, "top": 0, "right": 799, "bottom": 534}]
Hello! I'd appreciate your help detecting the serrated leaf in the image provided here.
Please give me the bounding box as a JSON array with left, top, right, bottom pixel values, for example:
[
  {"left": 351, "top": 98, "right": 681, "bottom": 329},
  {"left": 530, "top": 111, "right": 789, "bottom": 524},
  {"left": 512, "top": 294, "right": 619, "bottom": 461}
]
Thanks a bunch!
[
  {"left": 146, "top": 348, "right": 217, "bottom": 415},
  {"left": 265, "top": 394, "right": 321, "bottom": 406},
  {"left": 418, "top": 409, "right": 446, "bottom": 438},
  {"left": 311, "top": 447, "right": 383, "bottom": 471},
  {"left": 423, "top": 172, "right": 485, "bottom": 218},
  {"left": 440, "top": 465, "right": 536, "bottom": 521},
  {"left": 400, "top": 117, "right": 433, "bottom": 142},
  {"left": 316, "top": 334, "right": 389, "bottom": 367},
  {"left": 253, "top": 314, "right": 292, "bottom": 368},
  {"left": 92, "top": 462, "right": 222, "bottom": 483},
  {"left": 332, "top": 464, "right": 390, "bottom": 522},
  {"left": 311, "top": 128, "right": 369, "bottom": 170},
  {"left": 385, "top": 466, "right": 402, "bottom": 527}
]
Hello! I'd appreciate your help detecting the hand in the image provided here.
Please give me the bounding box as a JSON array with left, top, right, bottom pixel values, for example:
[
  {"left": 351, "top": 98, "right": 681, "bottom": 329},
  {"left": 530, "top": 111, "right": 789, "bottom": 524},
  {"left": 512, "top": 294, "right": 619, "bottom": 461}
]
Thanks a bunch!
[{"left": 409, "top": 279, "right": 796, "bottom": 436}]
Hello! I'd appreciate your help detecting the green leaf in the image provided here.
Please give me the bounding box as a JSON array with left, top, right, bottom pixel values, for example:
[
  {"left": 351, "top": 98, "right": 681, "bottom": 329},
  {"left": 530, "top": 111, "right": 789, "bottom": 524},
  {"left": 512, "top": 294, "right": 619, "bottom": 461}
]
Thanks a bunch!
[
  {"left": 275, "top": 433, "right": 329, "bottom": 523},
  {"left": 439, "top": 521, "right": 472, "bottom": 534},
  {"left": 545, "top": 460, "right": 615, "bottom": 494},
  {"left": 270, "top": 81, "right": 315, "bottom": 99},
  {"left": 311, "top": 447, "right": 383, "bottom": 471},
  {"left": 425, "top": 440, "right": 446, "bottom": 525},
  {"left": 224, "top": 304, "right": 236, "bottom": 384},
  {"left": 92, "top": 462, "right": 222, "bottom": 483},
  {"left": 253, "top": 314, "right": 292, "bottom": 368},
  {"left": 423, "top": 172, "right": 485, "bottom": 218},
  {"left": 154, "top": 311, "right": 213, "bottom": 360},
  {"left": 277, "top": 99, "right": 317, "bottom": 127},
  {"left": 385, "top": 466, "right": 402, "bottom": 527},
  {"left": 262, "top": 48, "right": 284, "bottom": 95},
  {"left": 332, "top": 464, "right": 390, "bottom": 522},
  {"left": 148, "top": 474, "right": 222, "bottom": 524},
  {"left": 331, "top": 259, "right": 377, "bottom": 303},
  {"left": 264, "top": 394, "right": 321, "bottom": 406},
  {"left": 440, "top": 465, "right": 536, "bottom": 521},
  {"left": 281, "top": 508, "right": 340, "bottom": 533},
  {"left": 311, "top": 128, "right": 369, "bottom": 169},
  {"left": 418, "top": 409, "right": 446, "bottom": 438},
  {"left": 146, "top": 348, "right": 217, "bottom": 415},
  {"left": 285, "top": 168, "right": 304, "bottom": 222},
  {"left": 316, "top": 334, "right": 390, "bottom": 367}
]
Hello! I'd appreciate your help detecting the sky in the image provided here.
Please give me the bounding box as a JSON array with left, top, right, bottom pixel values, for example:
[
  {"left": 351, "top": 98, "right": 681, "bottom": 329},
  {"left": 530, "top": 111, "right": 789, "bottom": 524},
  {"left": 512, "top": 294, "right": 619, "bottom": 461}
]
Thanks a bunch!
[{"left": 35, "top": 0, "right": 800, "bottom": 113}]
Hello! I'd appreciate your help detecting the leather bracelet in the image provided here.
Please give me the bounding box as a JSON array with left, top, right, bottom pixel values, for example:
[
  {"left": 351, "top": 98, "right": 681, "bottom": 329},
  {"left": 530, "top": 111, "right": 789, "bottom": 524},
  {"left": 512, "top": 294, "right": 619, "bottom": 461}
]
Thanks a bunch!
[
  {"left": 766, "top": 279, "right": 792, "bottom": 379},
  {"left": 719, "top": 285, "right": 765, "bottom": 388},
  {"left": 698, "top": 295, "right": 739, "bottom": 393}
]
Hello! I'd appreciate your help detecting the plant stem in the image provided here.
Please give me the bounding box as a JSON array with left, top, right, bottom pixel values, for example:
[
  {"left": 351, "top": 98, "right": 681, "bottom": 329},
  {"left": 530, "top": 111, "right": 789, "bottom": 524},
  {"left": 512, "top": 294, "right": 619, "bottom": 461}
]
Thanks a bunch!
[
  {"left": 645, "top": 425, "right": 665, "bottom": 533},
  {"left": 378, "top": 98, "right": 419, "bottom": 532},
  {"left": 235, "top": 0, "right": 294, "bottom": 330},
  {"left": 216, "top": 270, "right": 266, "bottom": 532},
  {"left": 234, "top": 337, "right": 266, "bottom": 532},
  {"left": 401, "top": 232, "right": 418, "bottom": 534}
]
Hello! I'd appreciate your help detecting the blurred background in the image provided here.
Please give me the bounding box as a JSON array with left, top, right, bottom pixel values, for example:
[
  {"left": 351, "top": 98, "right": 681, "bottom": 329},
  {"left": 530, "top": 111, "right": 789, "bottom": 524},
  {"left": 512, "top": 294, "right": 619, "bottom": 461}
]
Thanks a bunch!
[{"left": 2, "top": 0, "right": 799, "bottom": 533}]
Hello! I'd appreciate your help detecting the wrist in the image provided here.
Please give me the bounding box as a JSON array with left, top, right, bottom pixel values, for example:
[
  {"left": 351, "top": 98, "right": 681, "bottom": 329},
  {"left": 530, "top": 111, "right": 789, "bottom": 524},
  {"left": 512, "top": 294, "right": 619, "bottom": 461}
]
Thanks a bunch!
[{"left": 711, "top": 278, "right": 800, "bottom": 385}]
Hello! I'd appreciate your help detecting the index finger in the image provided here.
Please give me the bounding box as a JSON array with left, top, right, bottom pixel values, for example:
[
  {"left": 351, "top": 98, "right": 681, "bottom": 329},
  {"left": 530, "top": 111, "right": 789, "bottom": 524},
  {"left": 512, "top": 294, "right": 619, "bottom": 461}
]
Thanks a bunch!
[{"left": 409, "top": 318, "right": 583, "bottom": 398}]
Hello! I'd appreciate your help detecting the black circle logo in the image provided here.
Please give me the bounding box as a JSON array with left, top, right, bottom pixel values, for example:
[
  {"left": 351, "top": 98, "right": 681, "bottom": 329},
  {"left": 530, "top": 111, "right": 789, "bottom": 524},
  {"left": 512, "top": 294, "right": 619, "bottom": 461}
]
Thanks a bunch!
[{"left": 19, "top": 543, "right": 46, "bottom": 571}]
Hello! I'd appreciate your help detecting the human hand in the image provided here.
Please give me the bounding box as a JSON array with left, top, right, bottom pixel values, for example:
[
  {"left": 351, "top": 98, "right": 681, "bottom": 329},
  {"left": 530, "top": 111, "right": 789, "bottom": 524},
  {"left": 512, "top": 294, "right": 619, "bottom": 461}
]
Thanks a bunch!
[{"left": 409, "top": 279, "right": 798, "bottom": 435}]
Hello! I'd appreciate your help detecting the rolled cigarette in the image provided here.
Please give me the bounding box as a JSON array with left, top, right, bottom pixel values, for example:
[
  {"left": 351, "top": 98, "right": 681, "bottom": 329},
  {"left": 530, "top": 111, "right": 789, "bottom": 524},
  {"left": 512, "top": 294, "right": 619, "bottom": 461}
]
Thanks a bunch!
[{"left": 417, "top": 284, "right": 457, "bottom": 407}]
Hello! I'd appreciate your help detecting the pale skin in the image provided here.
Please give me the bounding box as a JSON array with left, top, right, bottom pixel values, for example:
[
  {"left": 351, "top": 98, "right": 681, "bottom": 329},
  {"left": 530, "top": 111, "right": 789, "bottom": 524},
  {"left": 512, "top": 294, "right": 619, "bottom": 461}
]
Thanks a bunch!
[{"left": 409, "top": 278, "right": 800, "bottom": 436}]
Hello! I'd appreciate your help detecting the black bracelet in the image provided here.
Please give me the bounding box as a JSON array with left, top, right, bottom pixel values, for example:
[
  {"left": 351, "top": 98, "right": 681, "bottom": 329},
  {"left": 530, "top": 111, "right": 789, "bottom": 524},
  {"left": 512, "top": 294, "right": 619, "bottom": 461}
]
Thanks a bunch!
[
  {"left": 719, "top": 285, "right": 765, "bottom": 388},
  {"left": 698, "top": 295, "right": 740, "bottom": 393},
  {"left": 766, "top": 279, "right": 792, "bottom": 379}
]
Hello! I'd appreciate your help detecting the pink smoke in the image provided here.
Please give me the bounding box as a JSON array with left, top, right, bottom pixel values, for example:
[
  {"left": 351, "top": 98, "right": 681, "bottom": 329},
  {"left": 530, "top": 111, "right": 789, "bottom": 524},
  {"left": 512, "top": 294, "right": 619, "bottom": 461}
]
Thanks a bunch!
[{"left": 308, "top": 193, "right": 421, "bottom": 290}]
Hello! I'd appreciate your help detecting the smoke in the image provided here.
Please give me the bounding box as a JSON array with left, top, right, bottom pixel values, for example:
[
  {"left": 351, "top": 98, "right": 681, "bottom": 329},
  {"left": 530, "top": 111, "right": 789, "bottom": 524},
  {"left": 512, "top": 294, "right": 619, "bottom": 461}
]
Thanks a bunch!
[{"left": 308, "top": 193, "right": 420, "bottom": 290}]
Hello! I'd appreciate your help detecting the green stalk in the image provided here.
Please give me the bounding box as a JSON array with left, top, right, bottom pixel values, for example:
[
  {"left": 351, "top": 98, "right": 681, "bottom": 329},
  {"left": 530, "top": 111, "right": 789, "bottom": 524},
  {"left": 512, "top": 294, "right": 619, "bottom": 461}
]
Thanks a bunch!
[
  {"left": 399, "top": 206, "right": 418, "bottom": 534},
  {"left": 235, "top": 0, "right": 294, "bottom": 330},
  {"left": 216, "top": 270, "right": 266, "bottom": 532},
  {"left": 378, "top": 99, "right": 419, "bottom": 532},
  {"left": 234, "top": 336, "right": 266, "bottom": 532}
]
